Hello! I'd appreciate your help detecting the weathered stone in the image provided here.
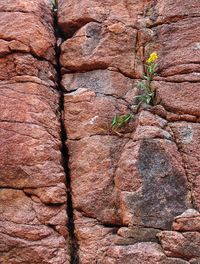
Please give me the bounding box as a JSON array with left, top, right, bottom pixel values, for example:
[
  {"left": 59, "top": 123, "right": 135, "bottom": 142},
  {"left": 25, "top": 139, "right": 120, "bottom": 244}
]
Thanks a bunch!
[
  {"left": 0, "top": 39, "right": 10, "bottom": 56},
  {"left": 0, "top": 54, "right": 56, "bottom": 84},
  {"left": 61, "top": 69, "right": 136, "bottom": 102},
  {"left": 0, "top": 0, "right": 197, "bottom": 262},
  {"left": 68, "top": 136, "right": 127, "bottom": 224},
  {"left": 0, "top": 0, "right": 53, "bottom": 18},
  {"left": 115, "top": 226, "right": 160, "bottom": 245},
  {"left": 58, "top": 0, "right": 145, "bottom": 35},
  {"left": 0, "top": 12, "right": 55, "bottom": 62},
  {"left": 0, "top": 221, "right": 69, "bottom": 264},
  {"left": 75, "top": 211, "right": 115, "bottom": 264},
  {"left": 155, "top": 82, "right": 200, "bottom": 117},
  {"left": 60, "top": 21, "right": 137, "bottom": 77},
  {"left": 0, "top": 1, "right": 70, "bottom": 263},
  {"left": 132, "top": 125, "right": 172, "bottom": 141},
  {"left": 153, "top": 0, "right": 200, "bottom": 25},
  {"left": 190, "top": 258, "right": 200, "bottom": 264},
  {"left": 149, "top": 17, "right": 200, "bottom": 81},
  {"left": 0, "top": 82, "right": 66, "bottom": 190},
  {"left": 0, "top": 82, "right": 59, "bottom": 130},
  {"left": 24, "top": 184, "right": 67, "bottom": 204},
  {"left": 103, "top": 242, "right": 190, "bottom": 264},
  {"left": 173, "top": 209, "right": 200, "bottom": 232},
  {"left": 64, "top": 88, "right": 132, "bottom": 140},
  {"left": 63, "top": 70, "right": 136, "bottom": 140},
  {"left": 137, "top": 110, "right": 167, "bottom": 128},
  {"left": 115, "top": 138, "right": 190, "bottom": 229},
  {"left": 158, "top": 231, "right": 200, "bottom": 260},
  {"left": 0, "top": 189, "right": 67, "bottom": 226},
  {"left": 170, "top": 122, "right": 200, "bottom": 210}
]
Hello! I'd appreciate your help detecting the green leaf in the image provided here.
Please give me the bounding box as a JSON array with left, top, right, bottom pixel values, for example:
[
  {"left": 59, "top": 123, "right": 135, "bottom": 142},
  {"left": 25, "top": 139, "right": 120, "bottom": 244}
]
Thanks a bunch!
[
  {"left": 137, "top": 81, "right": 147, "bottom": 90},
  {"left": 111, "top": 115, "right": 117, "bottom": 127},
  {"left": 143, "top": 75, "right": 150, "bottom": 81}
]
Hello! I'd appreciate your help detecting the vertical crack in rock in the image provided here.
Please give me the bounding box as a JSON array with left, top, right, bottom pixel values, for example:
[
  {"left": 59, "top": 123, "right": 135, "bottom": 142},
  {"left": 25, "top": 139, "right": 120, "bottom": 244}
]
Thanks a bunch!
[{"left": 53, "top": 4, "right": 79, "bottom": 264}]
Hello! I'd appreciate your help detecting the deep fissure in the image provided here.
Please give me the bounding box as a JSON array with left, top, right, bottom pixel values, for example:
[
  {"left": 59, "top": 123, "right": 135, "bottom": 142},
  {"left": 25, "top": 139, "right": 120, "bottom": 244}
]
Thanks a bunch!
[{"left": 53, "top": 4, "right": 79, "bottom": 264}]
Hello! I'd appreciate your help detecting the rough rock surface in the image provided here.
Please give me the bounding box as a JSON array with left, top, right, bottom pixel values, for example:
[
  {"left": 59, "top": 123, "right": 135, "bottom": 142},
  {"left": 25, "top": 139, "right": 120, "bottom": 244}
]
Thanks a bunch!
[
  {"left": 59, "top": 0, "right": 200, "bottom": 263},
  {"left": 0, "top": 1, "right": 69, "bottom": 263},
  {"left": 1, "top": 0, "right": 200, "bottom": 263}
]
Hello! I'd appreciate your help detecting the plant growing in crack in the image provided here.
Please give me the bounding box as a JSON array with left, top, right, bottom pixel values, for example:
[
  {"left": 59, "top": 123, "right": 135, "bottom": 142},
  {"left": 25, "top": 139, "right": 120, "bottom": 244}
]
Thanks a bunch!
[
  {"left": 136, "top": 52, "right": 158, "bottom": 106},
  {"left": 109, "top": 52, "right": 159, "bottom": 134},
  {"left": 101, "top": 113, "right": 133, "bottom": 136},
  {"left": 110, "top": 113, "right": 134, "bottom": 135}
]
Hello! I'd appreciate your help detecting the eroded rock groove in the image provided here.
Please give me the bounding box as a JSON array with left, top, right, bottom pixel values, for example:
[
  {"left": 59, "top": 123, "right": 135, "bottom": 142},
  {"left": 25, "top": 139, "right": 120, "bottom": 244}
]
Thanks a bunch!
[{"left": 54, "top": 3, "right": 79, "bottom": 263}]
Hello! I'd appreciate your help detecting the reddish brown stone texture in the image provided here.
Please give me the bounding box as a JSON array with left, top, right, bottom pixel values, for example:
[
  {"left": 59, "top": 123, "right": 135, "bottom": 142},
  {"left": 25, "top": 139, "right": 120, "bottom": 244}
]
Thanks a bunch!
[
  {"left": 67, "top": 135, "right": 126, "bottom": 225},
  {"left": 59, "top": 0, "right": 200, "bottom": 262},
  {"left": 155, "top": 82, "right": 200, "bottom": 117},
  {"left": 170, "top": 123, "right": 200, "bottom": 211},
  {"left": 1, "top": 0, "right": 200, "bottom": 263},
  {"left": 74, "top": 211, "right": 116, "bottom": 264},
  {"left": 158, "top": 210, "right": 200, "bottom": 262},
  {"left": 60, "top": 22, "right": 137, "bottom": 77},
  {"left": 153, "top": 0, "right": 200, "bottom": 24},
  {"left": 0, "top": 1, "right": 69, "bottom": 263},
  {"left": 145, "top": 0, "right": 200, "bottom": 80},
  {"left": 172, "top": 209, "right": 200, "bottom": 232},
  {"left": 0, "top": 13, "right": 55, "bottom": 62},
  {"left": 58, "top": 0, "right": 146, "bottom": 34},
  {"left": 103, "top": 243, "right": 190, "bottom": 264},
  {"left": 0, "top": 53, "right": 56, "bottom": 85},
  {"left": 58, "top": 0, "right": 150, "bottom": 77}
]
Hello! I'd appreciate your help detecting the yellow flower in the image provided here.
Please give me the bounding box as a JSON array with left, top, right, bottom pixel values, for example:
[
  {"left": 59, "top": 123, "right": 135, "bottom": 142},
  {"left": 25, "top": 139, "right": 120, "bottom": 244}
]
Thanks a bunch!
[{"left": 146, "top": 52, "right": 158, "bottom": 64}]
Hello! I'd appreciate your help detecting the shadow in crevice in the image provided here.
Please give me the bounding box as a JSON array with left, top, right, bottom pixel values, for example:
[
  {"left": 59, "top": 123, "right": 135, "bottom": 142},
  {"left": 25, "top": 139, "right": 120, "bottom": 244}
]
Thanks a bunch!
[{"left": 53, "top": 2, "right": 80, "bottom": 263}]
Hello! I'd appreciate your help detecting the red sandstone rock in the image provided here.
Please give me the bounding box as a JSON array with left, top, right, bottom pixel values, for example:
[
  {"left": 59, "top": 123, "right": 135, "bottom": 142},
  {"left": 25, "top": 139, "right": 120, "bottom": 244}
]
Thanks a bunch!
[
  {"left": 60, "top": 21, "right": 137, "bottom": 77},
  {"left": 0, "top": 220, "right": 70, "bottom": 264},
  {"left": 170, "top": 122, "right": 200, "bottom": 210},
  {"left": 0, "top": 0, "right": 53, "bottom": 17},
  {"left": 0, "top": 83, "right": 69, "bottom": 262},
  {"left": 0, "top": 1, "right": 70, "bottom": 263},
  {"left": 63, "top": 70, "right": 136, "bottom": 139},
  {"left": 172, "top": 209, "right": 200, "bottom": 232},
  {"left": 58, "top": 0, "right": 145, "bottom": 35},
  {"left": 115, "top": 138, "right": 190, "bottom": 228},
  {"left": 64, "top": 88, "right": 131, "bottom": 140},
  {"left": 0, "top": 189, "right": 69, "bottom": 263},
  {"left": 0, "top": 0, "right": 199, "bottom": 262},
  {"left": 0, "top": 12, "right": 55, "bottom": 62},
  {"left": 61, "top": 69, "right": 136, "bottom": 101},
  {"left": 0, "top": 54, "right": 56, "bottom": 84},
  {"left": 158, "top": 231, "right": 200, "bottom": 260},
  {"left": 155, "top": 82, "right": 200, "bottom": 117},
  {"left": 116, "top": 226, "right": 160, "bottom": 245},
  {"left": 153, "top": 0, "right": 200, "bottom": 25},
  {"left": 74, "top": 211, "right": 115, "bottom": 264},
  {"left": 103, "top": 242, "right": 190, "bottom": 264},
  {"left": 68, "top": 136, "right": 126, "bottom": 224},
  {"left": 149, "top": 18, "right": 200, "bottom": 82}
]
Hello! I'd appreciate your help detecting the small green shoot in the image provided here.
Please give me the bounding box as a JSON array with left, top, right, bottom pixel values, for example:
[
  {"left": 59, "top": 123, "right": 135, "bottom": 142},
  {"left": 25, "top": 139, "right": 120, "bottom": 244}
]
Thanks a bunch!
[{"left": 111, "top": 113, "right": 134, "bottom": 131}]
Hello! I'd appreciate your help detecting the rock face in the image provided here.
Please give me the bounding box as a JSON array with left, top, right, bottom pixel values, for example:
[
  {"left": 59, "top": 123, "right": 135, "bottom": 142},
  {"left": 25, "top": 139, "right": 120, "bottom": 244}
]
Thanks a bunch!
[
  {"left": 0, "top": 0, "right": 200, "bottom": 263},
  {"left": 58, "top": 0, "right": 200, "bottom": 263},
  {"left": 0, "top": 1, "right": 69, "bottom": 263}
]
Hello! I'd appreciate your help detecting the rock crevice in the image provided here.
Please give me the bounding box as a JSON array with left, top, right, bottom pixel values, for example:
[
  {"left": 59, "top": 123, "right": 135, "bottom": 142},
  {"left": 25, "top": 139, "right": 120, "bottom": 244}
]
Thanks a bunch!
[{"left": 0, "top": 0, "right": 200, "bottom": 263}]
